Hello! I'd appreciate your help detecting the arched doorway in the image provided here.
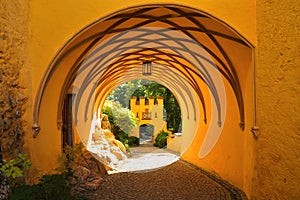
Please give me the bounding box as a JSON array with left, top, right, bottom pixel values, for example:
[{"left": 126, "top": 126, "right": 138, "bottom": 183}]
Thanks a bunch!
[
  {"left": 62, "top": 93, "right": 75, "bottom": 149},
  {"left": 139, "top": 124, "right": 154, "bottom": 144}
]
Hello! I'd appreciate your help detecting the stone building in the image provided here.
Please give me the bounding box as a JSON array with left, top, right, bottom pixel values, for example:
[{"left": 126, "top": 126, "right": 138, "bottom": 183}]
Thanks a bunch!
[
  {"left": 129, "top": 96, "right": 168, "bottom": 142},
  {"left": 0, "top": 0, "right": 299, "bottom": 199}
]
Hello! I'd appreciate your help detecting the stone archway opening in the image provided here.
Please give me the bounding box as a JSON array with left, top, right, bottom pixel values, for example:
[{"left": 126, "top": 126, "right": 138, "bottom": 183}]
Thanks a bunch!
[
  {"left": 33, "top": 3, "right": 254, "bottom": 188},
  {"left": 91, "top": 78, "right": 183, "bottom": 171},
  {"left": 139, "top": 124, "right": 154, "bottom": 144}
]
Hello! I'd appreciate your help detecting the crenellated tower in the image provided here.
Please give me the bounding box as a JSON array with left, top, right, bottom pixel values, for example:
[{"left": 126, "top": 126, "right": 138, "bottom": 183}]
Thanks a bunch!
[{"left": 130, "top": 96, "right": 167, "bottom": 142}]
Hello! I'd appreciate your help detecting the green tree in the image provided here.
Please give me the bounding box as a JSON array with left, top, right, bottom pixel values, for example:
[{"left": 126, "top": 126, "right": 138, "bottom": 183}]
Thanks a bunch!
[
  {"left": 102, "top": 101, "right": 139, "bottom": 147},
  {"left": 107, "top": 80, "right": 150, "bottom": 108},
  {"left": 131, "top": 81, "right": 182, "bottom": 133},
  {"left": 107, "top": 79, "right": 181, "bottom": 133}
]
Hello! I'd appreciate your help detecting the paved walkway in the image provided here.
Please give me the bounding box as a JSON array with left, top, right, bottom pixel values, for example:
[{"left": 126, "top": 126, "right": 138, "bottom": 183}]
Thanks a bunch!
[
  {"left": 84, "top": 145, "right": 247, "bottom": 200},
  {"left": 111, "top": 144, "right": 180, "bottom": 172}
]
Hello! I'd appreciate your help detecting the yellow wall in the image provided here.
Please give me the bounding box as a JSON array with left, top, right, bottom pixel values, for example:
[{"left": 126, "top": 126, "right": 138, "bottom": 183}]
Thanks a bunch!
[
  {"left": 29, "top": 0, "right": 256, "bottom": 97},
  {"left": 3, "top": 0, "right": 300, "bottom": 199},
  {"left": 26, "top": 0, "right": 257, "bottom": 187},
  {"left": 252, "top": 0, "right": 300, "bottom": 199},
  {"left": 1, "top": 0, "right": 31, "bottom": 161},
  {"left": 180, "top": 46, "right": 254, "bottom": 192},
  {"left": 130, "top": 96, "right": 165, "bottom": 139}
]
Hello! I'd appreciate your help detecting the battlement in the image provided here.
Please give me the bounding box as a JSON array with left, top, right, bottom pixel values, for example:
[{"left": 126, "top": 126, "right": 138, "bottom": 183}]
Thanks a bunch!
[{"left": 130, "top": 96, "right": 164, "bottom": 107}]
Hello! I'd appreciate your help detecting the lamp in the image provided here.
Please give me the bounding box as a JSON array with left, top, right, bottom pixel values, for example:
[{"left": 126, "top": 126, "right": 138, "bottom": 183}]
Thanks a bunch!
[{"left": 142, "top": 61, "right": 152, "bottom": 76}]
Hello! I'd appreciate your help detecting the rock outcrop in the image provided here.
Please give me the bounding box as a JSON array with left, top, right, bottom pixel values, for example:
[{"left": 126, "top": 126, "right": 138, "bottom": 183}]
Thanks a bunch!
[
  {"left": 101, "top": 115, "right": 111, "bottom": 130},
  {"left": 87, "top": 114, "right": 128, "bottom": 170},
  {"left": 71, "top": 150, "right": 107, "bottom": 196}
]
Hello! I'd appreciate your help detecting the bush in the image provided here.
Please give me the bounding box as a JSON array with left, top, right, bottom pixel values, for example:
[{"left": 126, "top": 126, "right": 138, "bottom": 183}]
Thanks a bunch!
[
  {"left": 0, "top": 153, "right": 32, "bottom": 187},
  {"left": 10, "top": 170, "right": 83, "bottom": 200},
  {"left": 56, "top": 143, "right": 84, "bottom": 174},
  {"left": 10, "top": 144, "right": 86, "bottom": 200},
  {"left": 116, "top": 133, "right": 139, "bottom": 150},
  {"left": 102, "top": 101, "right": 139, "bottom": 135},
  {"left": 154, "top": 131, "right": 169, "bottom": 148},
  {"left": 9, "top": 144, "right": 86, "bottom": 200},
  {"left": 102, "top": 101, "right": 140, "bottom": 150},
  {"left": 128, "top": 136, "right": 140, "bottom": 147}
]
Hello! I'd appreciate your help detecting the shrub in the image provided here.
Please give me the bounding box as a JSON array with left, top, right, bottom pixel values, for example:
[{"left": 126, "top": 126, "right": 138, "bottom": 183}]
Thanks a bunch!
[
  {"left": 154, "top": 130, "right": 169, "bottom": 148},
  {"left": 102, "top": 101, "right": 140, "bottom": 150},
  {"left": 102, "top": 101, "right": 139, "bottom": 135},
  {"left": 116, "top": 134, "right": 139, "bottom": 151},
  {"left": 56, "top": 143, "right": 84, "bottom": 174},
  {"left": 128, "top": 136, "right": 140, "bottom": 147},
  {"left": 0, "top": 153, "right": 32, "bottom": 187},
  {"left": 10, "top": 170, "right": 83, "bottom": 200},
  {"left": 10, "top": 144, "right": 86, "bottom": 200}
]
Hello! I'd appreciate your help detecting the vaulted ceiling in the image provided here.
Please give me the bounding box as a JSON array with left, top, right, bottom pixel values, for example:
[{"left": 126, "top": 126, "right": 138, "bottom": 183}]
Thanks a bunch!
[{"left": 33, "top": 4, "right": 253, "bottom": 133}]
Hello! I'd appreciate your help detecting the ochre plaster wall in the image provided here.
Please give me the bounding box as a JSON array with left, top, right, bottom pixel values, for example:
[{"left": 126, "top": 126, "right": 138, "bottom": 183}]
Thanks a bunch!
[
  {"left": 26, "top": 0, "right": 257, "bottom": 186},
  {"left": 252, "top": 0, "right": 300, "bottom": 199},
  {"left": 1, "top": 0, "right": 258, "bottom": 193},
  {"left": 181, "top": 62, "right": 255, "bottom": 196},
  {"left": 3, "top": 0, "right": 300, "bottom": 199},
  {"left": 177, "top": 20, "right": 255, "bottom": 196},
  {"left": 130, "top": 96, "right": 165, "bottom": 139},
  {"left": 29, "top": 0, "right": 256, "bottom": 97},
  {"left": 0, "top": 0, "right": 31, "bottom": 160}
]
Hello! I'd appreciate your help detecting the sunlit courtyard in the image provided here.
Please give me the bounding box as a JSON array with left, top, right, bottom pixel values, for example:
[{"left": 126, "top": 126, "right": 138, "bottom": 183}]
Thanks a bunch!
[{"left": 109, "top": 144, "right": 180, "bottom": 173}]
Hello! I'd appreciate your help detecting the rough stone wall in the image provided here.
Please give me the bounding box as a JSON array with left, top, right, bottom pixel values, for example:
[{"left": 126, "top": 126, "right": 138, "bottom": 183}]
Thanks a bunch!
[
  {"left": 254, "top": 0, "right": 300, "bottom": 199},
  {"left": 0, "top": 0, "right": 29, "bottom": 160}
]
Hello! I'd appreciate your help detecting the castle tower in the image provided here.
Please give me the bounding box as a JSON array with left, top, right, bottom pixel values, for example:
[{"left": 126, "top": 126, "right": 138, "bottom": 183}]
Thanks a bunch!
[{"left": 129, "top": 96, "right": 167, "bottom": 141}]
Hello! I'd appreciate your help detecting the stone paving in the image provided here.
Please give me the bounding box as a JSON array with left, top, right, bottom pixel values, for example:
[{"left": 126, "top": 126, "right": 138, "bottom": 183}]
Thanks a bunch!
[{"left": 83, "top": 145, "right": 248, "bottom": 200}]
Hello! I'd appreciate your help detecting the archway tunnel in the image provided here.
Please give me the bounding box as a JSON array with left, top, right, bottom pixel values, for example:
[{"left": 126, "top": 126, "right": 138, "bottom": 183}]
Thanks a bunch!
[
  {"left": 32, "top": 4, "right": 255, "bottom": 194},
  {"left": 139, "top": 124, "right": 154, "bottom": 144}
]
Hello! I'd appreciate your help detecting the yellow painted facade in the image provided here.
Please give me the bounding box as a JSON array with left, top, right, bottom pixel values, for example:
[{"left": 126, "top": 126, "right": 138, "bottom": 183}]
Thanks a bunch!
[
  {"left": 1, "top": 0, "right": 299, "bottom": 199},
  {"left": 129, "top": 96, "right": 167, "bottom": 140}
]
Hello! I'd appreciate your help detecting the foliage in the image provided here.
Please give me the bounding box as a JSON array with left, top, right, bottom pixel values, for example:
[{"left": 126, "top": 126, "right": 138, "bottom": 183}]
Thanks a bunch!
[
  {"left": 127, "top": 136, "right": 140, "bottom": 147},
  {"left": 107, "top": 79, "right": 182, "bottom": 133},
  {"left": 154, "top": 130, "right": 169, "bottom": 148},
  {"left": 115, "top": 107, "right": 139, "bottom": 134},
  {"left": 10, "top": 145, "right": 86, "bottom": 200},
  {"left": 10, "top": 170, "right": 83, "bottom": 200},
  {"left": 26, "top": 166, "right": 42, "bottom": 184},
  {"left": 107, "top": 79, "right": 150, "bottom": 108},
  {"left": 102, "top": 101, "right": 139, "bottom": 135},
  {"left": 56, "top": 143, "right": 84, "bottom": 174},
  {"left": 0, "top": 153, "right": 32, "bottom": 187},
  {"left": 102, "top": 101, "right": 139, "bottom": 149}
]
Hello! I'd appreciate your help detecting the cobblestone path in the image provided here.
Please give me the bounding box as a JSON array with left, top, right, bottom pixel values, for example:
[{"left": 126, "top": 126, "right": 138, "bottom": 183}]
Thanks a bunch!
[{"left": 85, "top": 160, "right": 247, "bottom": 200}]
